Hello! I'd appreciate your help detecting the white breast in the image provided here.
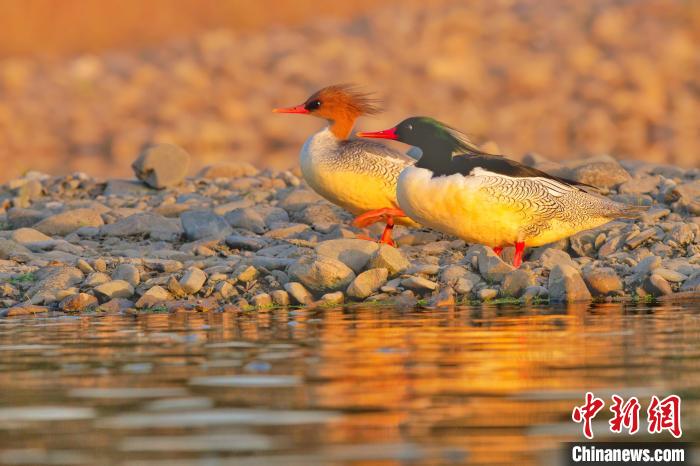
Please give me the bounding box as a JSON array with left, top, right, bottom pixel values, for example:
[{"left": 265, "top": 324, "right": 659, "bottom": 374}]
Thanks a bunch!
[{"left": 298, "top": 127, "right": 406, "bottom": 215}]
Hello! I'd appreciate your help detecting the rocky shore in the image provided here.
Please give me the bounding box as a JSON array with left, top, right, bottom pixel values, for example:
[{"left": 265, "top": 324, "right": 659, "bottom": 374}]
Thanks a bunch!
[
  {"left": 1, "top": 146, "right": 699, "bottom": 316},
  {"left": 1, "top": 0, "right": 698, "bottom": 181}
]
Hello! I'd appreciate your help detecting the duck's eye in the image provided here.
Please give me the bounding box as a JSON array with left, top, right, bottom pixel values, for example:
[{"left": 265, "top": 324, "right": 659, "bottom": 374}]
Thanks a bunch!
[
  {"left": 406, "top": 124, "right": 413, "bottom": 131},
  {"left": 305, "top": 100, "right": 322, "bottom": 111}
]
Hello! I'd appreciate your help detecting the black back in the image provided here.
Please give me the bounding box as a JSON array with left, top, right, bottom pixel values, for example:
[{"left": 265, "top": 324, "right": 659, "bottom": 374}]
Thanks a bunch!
[{"left": 394, "top": 117, "right": 593, "bottom": 190}]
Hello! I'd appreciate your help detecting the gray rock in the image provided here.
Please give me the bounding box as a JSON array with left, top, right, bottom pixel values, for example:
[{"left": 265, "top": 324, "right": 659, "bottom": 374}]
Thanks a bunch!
[
  {"left": 557, "top": 155, "right": 631, "bottom": 188},
  {"left": 367, "top": 244, "right": 411, "bottom": 276},
  {"left": 135, "top": 286, "right": 173, "bottom": 308},
  {"left": 94, "top": 280, "right": 134, "bottom": 300},
  {"left": 283, "top": 282, "right": 314, "bottom": 305},
  {"left": 501, "top": 269, "right": 535, "bottom": 298},
  {"left": 640, "top": 207, "right": 671, "bottom": 224},
  {"left": 103, "top": 179, "right": 154, "bottom": 197},
  {"left": 643, "top": 274, "right": 673, "bottom": 297},
  {"left": 522, "top": 285, "right": 549, "bottom": 302},
  {"left": 132, "top": 143, "right": 190, "bottom": 189},
  {"left": 252, "top": 256, "right": 294, "bottom": 270},
  {"left": 144, "top": 259, "right": 183, "bottom": 273},
  {"left": 270, "top": 290, "right": 291, "bottom": 306},
  {"left": 264, "top": 223, "right": 309, "bottom": 239},
  {"left": 297, "top": 204, "right": 346, "bottom": 232},
  {"left": 626, "top": 228, "right": 658, "bottom": 249},
  {"left": 548, "top": 264, "right": 592, "bottom": 302},
  {"left": 454, "top": 276, "right": 480, "bottom": 295},
  {"left": 407, "top": 263, "right": 439, "bottom": 276},
  {"left": 476, "top": 246, "right": 515, "bottom": 282},
  {"left": 440, "top": 265, "right": 477, "bottom": 284},
  {"left": 287, "top": 256, "right": 355, "bottom": 293},
  {"left": 569, "top": 230, "right": 598, "bottom": 257},
  {"left": 226, "top": 206, "right": 290, "bottom": 234},
  {"left": 316, "top": 239, "right": 379, "bottom": 273},
  {"left": 234, "top": 265, "right": 258, "bottom": 283},
  {"left": 101, "top": 212, "right": 182, "bottom": 240},
  {"left": 225, "top": 208, "right": 266, "bottom": 234},
  {"left": 653, "top": 268, "right": 687, "bottom": 283},
  {"left": 540, "top": 248, "right": 578, "bottom": 270},
  {"left": 179, "top": 267, "right": 207, "bottom": 294},
  {"left": 214, "top": 281, "right": 236, "bottom": 299},
  {"left": 681, "top": 272, "right": 700, "bottom": 292},
  {"left": 673, "top": 179, "right": 700, "bottom": 215},
  {"left": 597, "top": 235, "right": 624, "bottom": 257},
  {"left": 59, "top": 293, "right": 98, "bottom": 312},
  {"left": 583, "top": 267, "right": 623, "bottom": 297},
  {"left": 528, "top": 240, "right": 569, "bottom": 261},
  {"left": 76, "top": 226, "right": 100, "bottom": 237},
  {"left": 618, "top": 175, "right": 661, "bottom": 195},
  {"left": 632, "top": 255, "right": 661, "bottom": 276},
  {"left": 34, "top": 208, "right": 104, "bottom": 236},
  {"left": 318, "top": 291, "right": 344, "bottom": 306},
  {"left": 93, "top": 259, "right": 107, "bottom": 272},
  {"left": 27, "top": 266, "right": 84, "bottom": 304},
  {"left": 667, "top": 223, "right": 694, "bottom": 246},
  {"left": 197, "top": 161, "right": 258, "bottom": 179},
  {"left": 478, "top": 288, "right": 498, "bottom": 300},
  {"left": 252, "top": 293, "right": 273, "bottom": 308},
  {"left": 0, "top": 239, "right": 32, "bottom": 260},
  {"left": 427, "top": 287, "right": 455, "bottom": 307},
  {"left": 346, "top": 268, "right": 388, "bottom": 299},
  {"left": 277, "top": 189, "right": 324, "bottom": 212},
  {"left": 113, "top": 264, "right": 140, "bottom": 286},
  {"left": 180, "top": 210, "right": 232, "bottom": 240},
  {"left": 84, "top": 272, "right": 111, "bottom": 287},
  {"left": 213, "top": 199, "right": 255, "bottom": 216},
  {"left": 76, "top": 259, "right": 95, "bottom": 274},
  {"left": 10, "top": 228, "right": 52, "bottom": 244},
  {"left": 225, "top": 235, "right": 266, "bottom": 251},
  {"left": 6, "top": 207, "right": 49, "bottom": 229},
  {"left": 400, "top": 276, "right": 438, "bottom": 291}
]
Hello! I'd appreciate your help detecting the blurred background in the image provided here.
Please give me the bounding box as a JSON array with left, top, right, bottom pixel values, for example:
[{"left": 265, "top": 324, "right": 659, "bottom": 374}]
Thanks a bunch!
[{"left": 0, "top": 0, "right": 697, "bottom": 182}]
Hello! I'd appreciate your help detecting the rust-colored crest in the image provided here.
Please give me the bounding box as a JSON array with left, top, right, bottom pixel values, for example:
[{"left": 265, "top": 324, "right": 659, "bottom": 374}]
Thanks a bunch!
[{"left": 305, "top": 84, "right": 382, "bottom": 117}]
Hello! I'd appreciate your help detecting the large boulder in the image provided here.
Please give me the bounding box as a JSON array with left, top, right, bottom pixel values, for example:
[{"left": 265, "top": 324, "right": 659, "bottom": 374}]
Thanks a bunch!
[
  {"left": 34, "top": 208, "right": 104, "bottom": 236},
  {"left": 287, "top": 256, "right": 355, "bottom": 293},
  {"left": 316, "top": 239, "right": 379, "bottom": 273},
  {"left": 132, "top": 143, "right": 190, "bottom": 189},
  {"left": 548, "top": 264, "right": 592, "bottom": 302}
]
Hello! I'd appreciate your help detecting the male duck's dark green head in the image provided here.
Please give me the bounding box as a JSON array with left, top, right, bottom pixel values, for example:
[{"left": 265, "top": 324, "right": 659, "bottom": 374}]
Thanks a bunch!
[{"left": 357, "top": 116, "right": 485, "bottom": 155}]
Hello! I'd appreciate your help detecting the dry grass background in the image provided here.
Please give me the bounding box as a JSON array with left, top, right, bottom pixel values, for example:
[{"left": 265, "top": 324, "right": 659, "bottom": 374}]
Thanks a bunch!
[{"left": 0, "top": 0, "right": 697, "bottom": 182}]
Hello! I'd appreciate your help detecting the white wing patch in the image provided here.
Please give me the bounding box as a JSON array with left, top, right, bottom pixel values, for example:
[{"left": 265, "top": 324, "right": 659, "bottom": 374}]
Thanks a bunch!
[{"left": 469, "top": 167, "right": 576, "bottom": 197}]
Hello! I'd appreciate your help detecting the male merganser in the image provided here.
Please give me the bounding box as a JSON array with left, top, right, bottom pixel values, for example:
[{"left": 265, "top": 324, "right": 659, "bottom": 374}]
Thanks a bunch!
[
  {"left": 358, "top": 117, "right": 644, "bottom": 267},
  {"left": 273, "top": 85, "right": 419, "bottom": 246}
]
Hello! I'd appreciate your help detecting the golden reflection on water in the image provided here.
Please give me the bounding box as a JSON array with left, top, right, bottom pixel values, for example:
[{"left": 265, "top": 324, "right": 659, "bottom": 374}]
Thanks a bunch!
[{"left": 0, "top": 302, "right": 697, "bottom": 465}]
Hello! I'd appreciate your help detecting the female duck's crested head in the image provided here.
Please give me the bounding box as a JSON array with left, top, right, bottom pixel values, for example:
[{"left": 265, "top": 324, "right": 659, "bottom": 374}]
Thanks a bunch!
[
  {"left": 274, "top": 84, "right": 381, "bottom": 139},
  {"left": 304, "top": 84, "right": 382, "bottom": 119},
  {"left": 359, "top": 117, "right": 487, "bottom": 155}
]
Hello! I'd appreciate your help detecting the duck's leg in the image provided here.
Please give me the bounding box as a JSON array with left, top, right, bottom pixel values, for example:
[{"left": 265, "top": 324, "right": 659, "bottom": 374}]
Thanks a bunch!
[
  {"left": 378, "top": 215, "right": 395, "bottom": 247},
  {"left": 492, "top": 246, "right": 503, "bottom": 256},
  {"left": 352, "top": 208, "right": 405, "bottom": 246},
  {"left": 352, "top": 208, "right": 406, "bottom": 228},
  {"left": 512, "top": 241, "right": 526, "bottom": 268}
]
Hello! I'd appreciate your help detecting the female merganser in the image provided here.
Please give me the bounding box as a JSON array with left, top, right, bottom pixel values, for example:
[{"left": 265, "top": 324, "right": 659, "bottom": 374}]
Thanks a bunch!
[
  {"left": 358, "top": 117, "right": 644, "bottom": 267},
  {"left": 273, "top": 85, "right": 419, "bottom": 246}
]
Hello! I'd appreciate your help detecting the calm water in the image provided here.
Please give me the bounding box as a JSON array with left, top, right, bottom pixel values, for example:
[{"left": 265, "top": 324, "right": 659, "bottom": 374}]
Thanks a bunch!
[{"left": 0, "top": 303, "right": 698, "bottom": 466}]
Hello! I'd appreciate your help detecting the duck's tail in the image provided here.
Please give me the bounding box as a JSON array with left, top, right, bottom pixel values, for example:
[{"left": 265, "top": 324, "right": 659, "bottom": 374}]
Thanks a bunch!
[{"left": 617, "top": 204, "right": 649, "bottom": 219}]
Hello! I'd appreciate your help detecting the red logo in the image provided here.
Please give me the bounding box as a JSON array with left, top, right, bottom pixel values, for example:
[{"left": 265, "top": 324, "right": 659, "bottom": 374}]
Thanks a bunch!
[
  {"left": 647, "top": 395, "right": 682, "bottom": 438},
  {"left": 609, "top": 395, "right": 641, "bottom": 435},
  {"left": 572, "top": 392, "right": 605, "bottom": 439},
  {"left": 572, "top": 393, "right": 682, "bottom": 439}
]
